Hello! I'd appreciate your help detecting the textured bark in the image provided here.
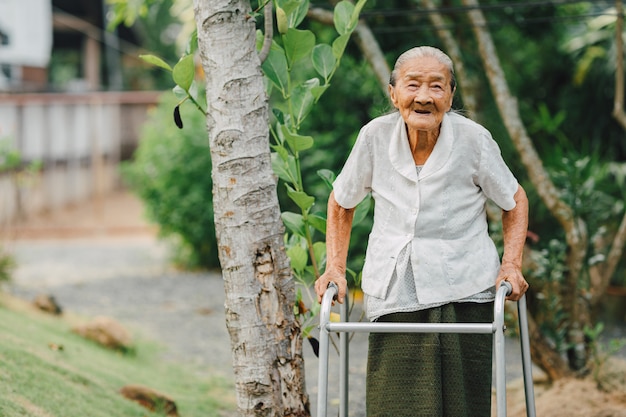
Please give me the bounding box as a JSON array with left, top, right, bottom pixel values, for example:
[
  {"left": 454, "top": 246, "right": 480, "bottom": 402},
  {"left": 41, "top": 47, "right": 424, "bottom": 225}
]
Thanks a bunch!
[
  {"left": 614, "top": 0, "right": 626, "bottom": 129},
  {"left": 193, "top": 1, "right": 309, "bottom": 416},
  {"left": 461, "top": 0, "right": 585, "bottom": 375}
]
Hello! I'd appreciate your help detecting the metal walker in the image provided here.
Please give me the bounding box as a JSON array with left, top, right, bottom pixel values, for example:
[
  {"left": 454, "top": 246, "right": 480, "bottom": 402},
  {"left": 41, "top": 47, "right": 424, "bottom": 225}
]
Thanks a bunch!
[{"left": 317, "top": 282, "right": 537, "bottom": 417}]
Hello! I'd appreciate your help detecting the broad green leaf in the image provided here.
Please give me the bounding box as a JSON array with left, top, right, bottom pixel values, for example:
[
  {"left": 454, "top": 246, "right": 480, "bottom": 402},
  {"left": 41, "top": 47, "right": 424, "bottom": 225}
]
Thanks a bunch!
[
  {"left": 334, "top": 1, "right": 355, "bottom": 35},
  {"left": 281, "top": 125, "right": 314, "bottom": 153},
  {"left": 276, "top": 6, "right": 288, "bottom": 34},
  {"left": 271, "top": 144, "right": 289, "bottom": 162},
  {"left": 287, "top": 245, "right": 308, "bottom": 273},
  {"left": 283, "top": 28, "right": 316, "bottom": 68},
  {"left": 353, "top": 194, "right": 372, "bottom": 225},
  {"left": 172, "top": 84, "right": 188, "bottom": 100},
  {"left": 311, "top": 85, "right": 330, "bottom": 101},
  {"left": 172, "top": 54, "right": 195, "bottom": 92},
  {"left": 262, "top": 45, "right": 289, "bottom": 96},
  {"left": 313, "top": 241, "right": 327, "bottom": 271},
  {"left": 256, "top": 29, "right": 264, "bottom": 51},
  {"left": 185, "top": 30, "right": 198, "bottom": 55},
  {"left": 317, "top": 169, "right": 336, "bottom": 189},
  {"left": 139, "top": 54, "right": 172, "bottom": 71},
  {"left": 272, "top": 108, "right": 286, "bottom": 125},
  {"left": 282, "top": 211, "right": 306, "bottom": 237},
  {"left": 332, "top": 34, "right": 350, "bottom": 59},
  {"left": 312, "top": 44, "right": 336, "bottom": 80},
  {"left": 291, "top": 78, "right": 319, "bottom": 126},
  {"left": 276, "top": 0, "right": 309, "bottom": 28},
  {"left": 286, "top": 185, "right": 315, "bottom": 211},
  {"left": 308, "top": 213, "right": 327, "bottom": 234},
  {"left": 271, "top": 152, "right": 292, "bottom": 183},
  {"left": 271, "top": 152, "right": 298, "bottom": 183}
]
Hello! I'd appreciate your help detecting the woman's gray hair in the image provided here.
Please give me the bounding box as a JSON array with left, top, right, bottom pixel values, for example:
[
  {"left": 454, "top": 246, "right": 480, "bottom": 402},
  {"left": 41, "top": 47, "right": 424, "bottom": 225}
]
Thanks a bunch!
[{"left": 389, "top": 46, "right": 456, "bottom": 92}]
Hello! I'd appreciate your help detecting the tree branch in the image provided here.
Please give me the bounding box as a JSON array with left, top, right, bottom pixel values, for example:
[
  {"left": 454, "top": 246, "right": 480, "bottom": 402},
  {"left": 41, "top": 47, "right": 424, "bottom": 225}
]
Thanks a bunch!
[
  {"left": 307, "top": 6, "right": 390, "bottom": 95},
  {"left": 461, "top": 0, "right": 587, "bottom": 373},
  {"left": 419, "top": 0, "right": 479, "bottom": 117},
  {"left": 613, "top": 0, "right": 626, "bottom": 128}
]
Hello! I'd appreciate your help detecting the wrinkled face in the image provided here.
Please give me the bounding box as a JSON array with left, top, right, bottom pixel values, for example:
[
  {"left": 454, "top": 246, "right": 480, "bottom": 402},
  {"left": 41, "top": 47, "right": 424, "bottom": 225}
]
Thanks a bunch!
[{"left": 389, "top": 56, "right": 454, "bottom": 134}]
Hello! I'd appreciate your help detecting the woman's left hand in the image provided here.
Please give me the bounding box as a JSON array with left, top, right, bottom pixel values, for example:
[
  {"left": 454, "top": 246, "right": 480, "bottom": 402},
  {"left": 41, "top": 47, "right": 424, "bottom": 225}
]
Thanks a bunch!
[{"left": 496, "top": 263, "right": 529, "bottom": 301}]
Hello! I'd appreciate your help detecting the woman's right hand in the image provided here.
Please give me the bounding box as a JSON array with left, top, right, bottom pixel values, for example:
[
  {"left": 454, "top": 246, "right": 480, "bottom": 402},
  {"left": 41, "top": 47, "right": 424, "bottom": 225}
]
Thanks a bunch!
[{"left": 315, "top": 268, "right": 348, "bottom": 304}]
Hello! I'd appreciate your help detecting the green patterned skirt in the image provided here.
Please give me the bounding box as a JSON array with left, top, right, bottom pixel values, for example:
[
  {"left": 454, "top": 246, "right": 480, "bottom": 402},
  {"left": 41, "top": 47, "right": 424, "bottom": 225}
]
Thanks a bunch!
[{"left": 366, "top": 302, "right": 493, "bottom": 417}]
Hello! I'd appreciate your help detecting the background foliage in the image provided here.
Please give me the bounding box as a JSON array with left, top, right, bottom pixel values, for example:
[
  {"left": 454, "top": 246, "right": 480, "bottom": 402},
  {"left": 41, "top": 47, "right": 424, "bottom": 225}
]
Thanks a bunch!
[{"left": 121, "top": 93, "right": 218, "bottom": 270}]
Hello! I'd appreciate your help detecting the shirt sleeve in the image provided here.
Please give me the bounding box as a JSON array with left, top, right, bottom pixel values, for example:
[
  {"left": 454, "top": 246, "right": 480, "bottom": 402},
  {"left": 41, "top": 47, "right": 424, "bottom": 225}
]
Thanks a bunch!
[
  {"left": 332, "top": 126, "right": 374, "bottom": 209},
  {"left": 476, "top": 134, "right": 519, "bottom": 211}
]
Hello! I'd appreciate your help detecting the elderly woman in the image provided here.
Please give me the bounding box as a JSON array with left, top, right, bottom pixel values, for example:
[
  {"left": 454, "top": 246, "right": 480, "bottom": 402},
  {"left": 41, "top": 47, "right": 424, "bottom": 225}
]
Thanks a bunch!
[{"left": 314, "top": 46, "right": 529, "bottom": 417}]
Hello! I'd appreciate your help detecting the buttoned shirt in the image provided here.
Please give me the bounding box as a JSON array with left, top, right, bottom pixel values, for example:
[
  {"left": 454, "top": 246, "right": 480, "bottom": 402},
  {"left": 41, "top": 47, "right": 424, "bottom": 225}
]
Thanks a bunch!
[{"left": 332, "top": 111, "right": 518, "bottom": 315}]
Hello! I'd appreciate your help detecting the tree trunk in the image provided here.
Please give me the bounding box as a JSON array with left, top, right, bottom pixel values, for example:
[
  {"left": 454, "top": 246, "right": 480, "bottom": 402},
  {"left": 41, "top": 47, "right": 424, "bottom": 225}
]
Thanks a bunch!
[{"left": 193, "top": 1, "right": 310, "bottom": 416}]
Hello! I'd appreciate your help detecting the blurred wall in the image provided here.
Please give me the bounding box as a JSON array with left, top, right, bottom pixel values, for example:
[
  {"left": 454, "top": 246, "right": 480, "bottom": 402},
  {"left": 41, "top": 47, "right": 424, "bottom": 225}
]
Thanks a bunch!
[{"left": 0, "top": 90, "right": 160, "bottom": 224}]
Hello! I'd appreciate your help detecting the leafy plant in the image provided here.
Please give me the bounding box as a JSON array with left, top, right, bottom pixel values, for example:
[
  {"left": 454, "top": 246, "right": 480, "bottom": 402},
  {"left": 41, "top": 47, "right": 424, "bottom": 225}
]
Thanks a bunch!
[
  {"left": 115, "top": 1, "right": 372, "bottom": 341},
  {"left": 121, "top": 92, "right": 218, "bottom": 270},
  {"left": 0, "top": 248, "right": 15, "bottom": 283},
  {"left": 258, "top": 0, "right": 369, "bottom": 337}
]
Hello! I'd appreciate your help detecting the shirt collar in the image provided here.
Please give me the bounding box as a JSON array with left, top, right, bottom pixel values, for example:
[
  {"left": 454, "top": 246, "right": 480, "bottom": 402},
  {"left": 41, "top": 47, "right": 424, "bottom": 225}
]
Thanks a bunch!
[{"left": 389, "top": 112, "right": 454, "bottom": 182}]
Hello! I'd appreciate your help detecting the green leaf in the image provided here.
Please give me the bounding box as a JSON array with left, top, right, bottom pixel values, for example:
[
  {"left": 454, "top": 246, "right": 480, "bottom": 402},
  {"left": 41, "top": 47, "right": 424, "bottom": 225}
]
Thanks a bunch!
[
  {"left": 282, "top": 211, "right": 306, "bottom": 237},
  {"left": 262, "top": 44, "right": 289, "bottom": 96},
  {"left": 334, "top": 1, "right": 355, "bottom": 35},
  {"left": 311, "top": 85, "right": 330, "bottom": 101},
  {"left": 281, "top": 125, "right": 314, "bottom": 153},
  {"left": 185, "top": 30, "right": 198, "bottom": 55},
  {"left": 271, "top": 152, "right": 297, "bottom": 183},
  {"left": 312, "top": 44, "right": 336, "bottom": 80},
  {"left": 276, "top": 6, "right": 288, "bottom": 34},
  {"left": 313, "top": 241, "right": 327, "bottom": 271},
  {"left": 271, "top": 144, "right": 289, "bottom": 162},
  {"left": 139, "top": 54, "right": 172, "bottom": 71},
  {"left": 317, "top": 169, "right": 336, "bottom": 189},
  {"left": 287, "top": 245, "right": 308, "bottom": 274},
  {"left": 308, "top": 213, "right": 327, "bottom": 234},
  {"left": 283, "top": 28, "right": 316, "bottom": 68},
  {"left": 291, "top": 78, "right": 319, "bottom": 126},
  {"left": 332, "top": 34, "right": 350, "bottom": 59},
  {"left": 172, "top": 85, "right": 188, "bottom": 100},
  {"left": 276, "top": 0, "right": 309, "bottom": 28},
  {"left": 286, "top": 185, "right": 315, "bottom": 211},
  {"left": 172, "top": 54, "right": 195, "bottom": 92},
  {"left": 353, "top": 194, "right": 372, "bottom": 225}
]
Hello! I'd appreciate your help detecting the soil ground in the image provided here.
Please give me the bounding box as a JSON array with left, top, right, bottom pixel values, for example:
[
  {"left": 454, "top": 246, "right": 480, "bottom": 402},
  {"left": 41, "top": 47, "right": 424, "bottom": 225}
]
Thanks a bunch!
[{"left": 3, "top": 189, "right": 626, "bottom": 417}]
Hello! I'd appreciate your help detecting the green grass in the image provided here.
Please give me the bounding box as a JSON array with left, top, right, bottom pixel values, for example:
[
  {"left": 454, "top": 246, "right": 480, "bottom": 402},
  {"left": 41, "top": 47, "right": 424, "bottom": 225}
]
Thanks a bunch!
[{"left": 0, "top": 293, "right": 236, "bottom": 417}]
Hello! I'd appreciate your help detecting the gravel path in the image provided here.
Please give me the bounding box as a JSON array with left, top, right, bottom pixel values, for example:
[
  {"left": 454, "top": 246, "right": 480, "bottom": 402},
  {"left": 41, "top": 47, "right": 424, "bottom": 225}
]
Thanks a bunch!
[{"left": 4, "top": 236, "right": 370, "bottom": 416}]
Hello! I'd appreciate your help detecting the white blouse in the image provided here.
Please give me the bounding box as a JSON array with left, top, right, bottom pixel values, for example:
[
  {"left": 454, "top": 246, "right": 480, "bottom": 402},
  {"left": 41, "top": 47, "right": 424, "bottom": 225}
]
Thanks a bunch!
[{"left": 332, "top": 111, "right": 519, "bottom": 320}]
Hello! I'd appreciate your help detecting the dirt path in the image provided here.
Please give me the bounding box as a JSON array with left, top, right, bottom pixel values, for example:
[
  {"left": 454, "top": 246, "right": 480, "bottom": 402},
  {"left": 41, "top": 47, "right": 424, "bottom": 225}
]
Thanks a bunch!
[{"left": 11, "top": 190, "right": 622, "bottom": 417}]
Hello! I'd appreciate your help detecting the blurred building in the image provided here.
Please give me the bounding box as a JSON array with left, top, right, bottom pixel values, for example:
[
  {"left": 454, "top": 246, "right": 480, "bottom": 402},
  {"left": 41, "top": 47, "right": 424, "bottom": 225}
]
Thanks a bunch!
[
  {"left": 0, "top": 0, "right": 135, "bottom": 92},
  {"left": 0, "top": 0, "right": 161, "bottom": 225}
]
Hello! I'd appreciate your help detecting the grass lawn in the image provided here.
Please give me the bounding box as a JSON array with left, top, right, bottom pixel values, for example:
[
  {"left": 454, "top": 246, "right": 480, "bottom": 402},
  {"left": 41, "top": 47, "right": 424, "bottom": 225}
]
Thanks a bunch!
[{"left": 0, "top": 292, "right": 236, "bottom": 417}]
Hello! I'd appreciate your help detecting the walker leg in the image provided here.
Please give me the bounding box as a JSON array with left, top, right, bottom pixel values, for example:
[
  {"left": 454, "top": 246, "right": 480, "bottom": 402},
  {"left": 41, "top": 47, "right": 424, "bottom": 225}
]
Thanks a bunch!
[
  {"left": 517, "top": 295, "right": 536, "bottom": 417},
  {"left": 339, "top": 296, "right": 349, "bottom": 417},
  {"left": 317, "top": 321, "right": 330, "bottom": 417},
  {"left": 494, "top": 298, "right": 507, "bottom": 417}
]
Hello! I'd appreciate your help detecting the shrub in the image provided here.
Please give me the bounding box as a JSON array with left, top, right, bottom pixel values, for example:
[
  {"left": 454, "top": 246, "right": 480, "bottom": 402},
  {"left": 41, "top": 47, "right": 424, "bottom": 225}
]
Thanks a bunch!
[
  {"left": 121, "top": 92, "right": 219, "bottom": 270},
  {"left": 0, "top": 247, "right": 15, "bottom": 283}
]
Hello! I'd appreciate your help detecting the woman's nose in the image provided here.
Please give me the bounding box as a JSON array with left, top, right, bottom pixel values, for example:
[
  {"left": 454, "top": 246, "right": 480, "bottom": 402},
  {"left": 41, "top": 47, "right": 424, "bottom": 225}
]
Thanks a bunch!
[{"left": 414, "top": 86, "right": 433, "bottom": 103}]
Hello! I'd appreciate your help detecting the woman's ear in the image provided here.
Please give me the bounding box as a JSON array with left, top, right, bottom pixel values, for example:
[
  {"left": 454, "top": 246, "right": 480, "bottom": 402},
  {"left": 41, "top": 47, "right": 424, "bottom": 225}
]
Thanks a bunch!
[{"left": 388, "top": 84, "right": 398, "bottom": 108}]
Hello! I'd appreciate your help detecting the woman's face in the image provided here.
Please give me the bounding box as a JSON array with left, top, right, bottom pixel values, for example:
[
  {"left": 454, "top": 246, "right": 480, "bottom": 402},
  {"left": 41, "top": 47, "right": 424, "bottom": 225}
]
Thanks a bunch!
[{"left": 389, "top": 56, "right": 454, "bottom": 134}]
